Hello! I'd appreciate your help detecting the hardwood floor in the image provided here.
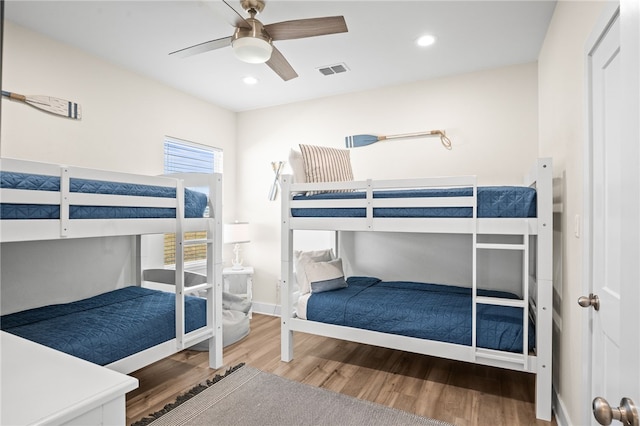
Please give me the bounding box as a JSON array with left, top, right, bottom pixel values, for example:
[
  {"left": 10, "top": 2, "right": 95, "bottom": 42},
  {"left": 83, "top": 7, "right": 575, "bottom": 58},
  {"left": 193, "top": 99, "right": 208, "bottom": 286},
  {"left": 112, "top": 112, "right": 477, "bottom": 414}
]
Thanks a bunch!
[{"left": 127, "top": 314, "right": 557, "bottom": 426}]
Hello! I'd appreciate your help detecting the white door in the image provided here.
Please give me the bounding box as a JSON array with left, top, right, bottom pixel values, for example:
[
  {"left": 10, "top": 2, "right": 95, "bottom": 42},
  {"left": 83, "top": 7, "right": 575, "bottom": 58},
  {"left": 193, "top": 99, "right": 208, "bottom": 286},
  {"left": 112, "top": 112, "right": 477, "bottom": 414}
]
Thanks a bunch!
[{"left": 586, "top": 1, "right": 640, "bottom": 425}]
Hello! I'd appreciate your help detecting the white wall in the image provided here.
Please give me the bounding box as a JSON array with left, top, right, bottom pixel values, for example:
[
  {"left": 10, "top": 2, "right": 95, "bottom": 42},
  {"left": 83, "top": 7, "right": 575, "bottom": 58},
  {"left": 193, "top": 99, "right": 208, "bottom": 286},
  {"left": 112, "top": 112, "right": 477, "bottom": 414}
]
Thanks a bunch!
[
  {"left": 236, "top": 62, "right": 539, "bottom": 307},
  {"left": 0, "top": 237, "right": 134, "bottom": 314},
  {"left": 1, "top": 21, "right": 236, "bottom": 180},
  {"left": 537, "top": 1, "right": 610, "bottom": 425},
  {"left": 0, "top": 22, "right": 237, "bottom": 308},
  {"left": 340, "top": 232, "right": 526, "bottom": 296}
]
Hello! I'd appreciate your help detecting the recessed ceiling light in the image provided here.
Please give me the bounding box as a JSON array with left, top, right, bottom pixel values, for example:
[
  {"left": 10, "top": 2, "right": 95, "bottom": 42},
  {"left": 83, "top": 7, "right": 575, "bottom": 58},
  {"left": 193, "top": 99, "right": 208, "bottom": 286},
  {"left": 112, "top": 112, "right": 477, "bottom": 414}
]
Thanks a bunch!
[
  {"left": 416, "top": 34, "right": 437, "bottom": 47},
  {"left": 242, "top": 76, "right": 258, "bottom": 85}
]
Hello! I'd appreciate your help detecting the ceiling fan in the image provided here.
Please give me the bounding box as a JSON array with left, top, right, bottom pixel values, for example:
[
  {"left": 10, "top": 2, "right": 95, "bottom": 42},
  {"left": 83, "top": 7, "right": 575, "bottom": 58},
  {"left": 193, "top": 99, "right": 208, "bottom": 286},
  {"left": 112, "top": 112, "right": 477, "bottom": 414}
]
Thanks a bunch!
[{"left": 169, "top": 0, "right": 348, "bottom": 81}]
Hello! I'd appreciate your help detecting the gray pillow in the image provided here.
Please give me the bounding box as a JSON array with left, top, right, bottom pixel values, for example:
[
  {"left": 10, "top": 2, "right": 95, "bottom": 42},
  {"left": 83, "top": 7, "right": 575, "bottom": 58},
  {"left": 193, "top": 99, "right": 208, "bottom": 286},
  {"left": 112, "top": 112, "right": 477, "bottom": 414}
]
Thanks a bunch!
[{"left": 305, "top": 258, "right": 348, "bottom": 293}]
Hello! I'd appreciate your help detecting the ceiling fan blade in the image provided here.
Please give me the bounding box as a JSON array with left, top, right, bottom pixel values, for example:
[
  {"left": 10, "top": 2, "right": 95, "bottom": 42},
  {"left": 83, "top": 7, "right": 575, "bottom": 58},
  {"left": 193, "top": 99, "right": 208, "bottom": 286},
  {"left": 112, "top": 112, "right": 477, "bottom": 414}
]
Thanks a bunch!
[
  {"left": 264, "top": 16, "right": 348, "bottom": 41},
  {"left": 169, "top": 36, "right": 233, "bottom": 58},
  {"left": 266, "top": 46, "right": 298, "bottom": 81},
  {"left": 209, "top": 0, "right": 251, "bottom": 29}
]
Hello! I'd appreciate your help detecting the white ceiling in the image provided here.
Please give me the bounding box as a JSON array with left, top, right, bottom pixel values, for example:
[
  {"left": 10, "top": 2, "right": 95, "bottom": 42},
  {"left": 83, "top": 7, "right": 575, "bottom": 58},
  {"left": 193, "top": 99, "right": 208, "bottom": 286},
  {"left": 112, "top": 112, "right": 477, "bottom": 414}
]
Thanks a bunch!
[{"left": 4, "top": 1, "right": 557, "bottom": 112}]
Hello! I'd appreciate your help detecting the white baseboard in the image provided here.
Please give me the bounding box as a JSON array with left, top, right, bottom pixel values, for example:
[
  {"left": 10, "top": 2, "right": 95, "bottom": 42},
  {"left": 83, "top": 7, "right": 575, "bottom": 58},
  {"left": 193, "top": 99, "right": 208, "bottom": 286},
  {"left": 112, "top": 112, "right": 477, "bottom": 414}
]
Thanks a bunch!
[
  {"left": 252, "top": 302, "right": 280, "bottom": 317},
  {"left": 553, "top": 386, "right": 572, "bottom": 426}
]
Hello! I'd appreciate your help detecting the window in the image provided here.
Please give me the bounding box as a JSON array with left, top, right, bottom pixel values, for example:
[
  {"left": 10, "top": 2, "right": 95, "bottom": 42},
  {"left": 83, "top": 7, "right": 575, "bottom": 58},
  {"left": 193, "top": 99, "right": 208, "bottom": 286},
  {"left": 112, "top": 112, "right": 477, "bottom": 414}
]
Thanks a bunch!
[
  {"left": 164, "top": 137, "right": 223, "bottom": 175},
  {"left": 164, "top": 137, "right": 223, "bottom": 265}
]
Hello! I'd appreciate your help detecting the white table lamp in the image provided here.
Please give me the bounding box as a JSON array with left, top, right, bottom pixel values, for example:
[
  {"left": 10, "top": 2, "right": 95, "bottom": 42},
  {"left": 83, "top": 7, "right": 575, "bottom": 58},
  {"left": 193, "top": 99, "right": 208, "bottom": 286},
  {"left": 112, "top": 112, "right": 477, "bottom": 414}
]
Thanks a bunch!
[{"left": 224, "top": 222, "right": 250, "bottom": 270}]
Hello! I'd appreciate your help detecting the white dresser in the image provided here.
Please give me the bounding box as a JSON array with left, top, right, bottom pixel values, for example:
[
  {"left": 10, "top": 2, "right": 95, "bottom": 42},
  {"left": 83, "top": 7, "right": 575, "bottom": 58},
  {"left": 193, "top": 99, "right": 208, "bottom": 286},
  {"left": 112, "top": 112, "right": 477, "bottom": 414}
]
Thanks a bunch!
[{"left": 1, "top": 332, "right": 138, "bottom": 425}]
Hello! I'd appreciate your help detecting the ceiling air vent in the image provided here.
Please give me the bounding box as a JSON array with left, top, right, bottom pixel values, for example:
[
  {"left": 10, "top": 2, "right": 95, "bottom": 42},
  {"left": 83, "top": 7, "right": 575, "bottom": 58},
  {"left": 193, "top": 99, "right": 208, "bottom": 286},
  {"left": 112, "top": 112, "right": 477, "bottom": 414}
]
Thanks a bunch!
[{"left": 317, "top": 63, "right": 349, "bottom": 76}]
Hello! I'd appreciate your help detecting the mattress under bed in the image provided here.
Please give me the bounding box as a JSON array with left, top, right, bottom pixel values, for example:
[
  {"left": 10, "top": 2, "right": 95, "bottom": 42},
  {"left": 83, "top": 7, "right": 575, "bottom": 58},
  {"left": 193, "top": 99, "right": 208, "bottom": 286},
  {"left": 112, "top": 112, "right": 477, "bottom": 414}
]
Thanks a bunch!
[
  {"left": 0, "top": 171, "right": 208, "bottom": 219},
  {"left": 299, "top": 276, "right": 534, "bottom": 353},
  {"left": 291, "top": 186, "right": 536, "bottom": 218},
  {"left": 0, "top": 286, "right": 207, "bottom": 365}
]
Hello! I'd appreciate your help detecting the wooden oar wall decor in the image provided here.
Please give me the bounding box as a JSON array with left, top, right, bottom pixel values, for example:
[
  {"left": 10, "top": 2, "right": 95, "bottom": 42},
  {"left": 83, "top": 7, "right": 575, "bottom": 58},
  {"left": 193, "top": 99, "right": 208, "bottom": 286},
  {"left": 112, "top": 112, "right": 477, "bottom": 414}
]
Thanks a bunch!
[
  {"left": 345, "top": 130, "right": 452, "bottom": 150},
  {"left": 1, "top": 90, "right": 82, "bottom": 120}
]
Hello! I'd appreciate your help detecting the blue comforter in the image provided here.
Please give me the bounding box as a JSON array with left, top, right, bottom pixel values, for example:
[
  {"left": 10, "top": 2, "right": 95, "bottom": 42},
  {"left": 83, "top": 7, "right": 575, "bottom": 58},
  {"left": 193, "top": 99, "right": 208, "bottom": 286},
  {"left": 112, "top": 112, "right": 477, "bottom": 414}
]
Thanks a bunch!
[
  {"left": 0, "top": 287, "right": 207, "bottom": 365},
  {"left": 0, "top": 171, "right": 208, "bottom": 219},
  {"left": 306, "top": 276, "right": 534, "bottom": 353},
  {"left": 292, "top": 186, "right": 536, "bottom": 218}
]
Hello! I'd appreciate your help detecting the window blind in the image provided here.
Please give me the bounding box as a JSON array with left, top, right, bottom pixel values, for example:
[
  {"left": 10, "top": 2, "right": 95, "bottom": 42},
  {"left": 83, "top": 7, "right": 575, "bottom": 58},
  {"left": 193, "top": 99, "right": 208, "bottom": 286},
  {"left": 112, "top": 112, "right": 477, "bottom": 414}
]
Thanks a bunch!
[
  {"left": 163, "top": 137, "right": 222, "bottom": 265},
  {"left": 164, "top": 137, "right": 222, "bottom": 174}
]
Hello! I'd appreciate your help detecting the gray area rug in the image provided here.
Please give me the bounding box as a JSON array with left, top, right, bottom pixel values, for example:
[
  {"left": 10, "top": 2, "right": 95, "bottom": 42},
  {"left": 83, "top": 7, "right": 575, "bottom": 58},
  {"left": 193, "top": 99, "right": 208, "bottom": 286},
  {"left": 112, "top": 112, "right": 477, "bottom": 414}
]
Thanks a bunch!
[{"left": 135, "top": 364, "right": 454, "bottom": 426}]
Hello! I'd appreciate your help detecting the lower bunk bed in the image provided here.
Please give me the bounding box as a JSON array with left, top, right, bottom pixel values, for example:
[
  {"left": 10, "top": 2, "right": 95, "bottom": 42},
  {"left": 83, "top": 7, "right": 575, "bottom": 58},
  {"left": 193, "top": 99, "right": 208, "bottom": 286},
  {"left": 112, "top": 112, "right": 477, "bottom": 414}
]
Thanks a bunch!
[
  {"left": 0, "top": 274, "right": 224, "bottom": 376},
  {"left": 284, "top": 272, "right": 549, "bottom": 420},
  {"left": 0, "top": 286, "right": 207, "bottom": 368},
  {"left": 297, "top": 276, "right": 534, "bottom": 354}
]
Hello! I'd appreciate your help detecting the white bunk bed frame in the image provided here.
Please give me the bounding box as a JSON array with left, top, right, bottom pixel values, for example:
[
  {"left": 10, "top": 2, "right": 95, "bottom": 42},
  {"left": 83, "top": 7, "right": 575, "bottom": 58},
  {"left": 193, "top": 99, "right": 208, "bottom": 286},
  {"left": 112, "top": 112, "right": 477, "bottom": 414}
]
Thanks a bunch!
[
  {"left": 0, "top": 157, "right": 224, "bottom": 374},
  {"left": 280, "top": 157, "right": 553, "bottom": 421}
]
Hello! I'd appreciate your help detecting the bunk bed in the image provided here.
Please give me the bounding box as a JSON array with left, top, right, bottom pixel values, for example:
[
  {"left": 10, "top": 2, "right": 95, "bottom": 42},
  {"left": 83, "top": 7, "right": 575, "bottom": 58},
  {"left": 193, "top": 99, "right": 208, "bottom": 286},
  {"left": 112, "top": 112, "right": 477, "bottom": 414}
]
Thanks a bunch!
[
  {"left": 0, "top": 157, "right": 224, "bottom": 374},
  {"left": 280, "top": 157, "right": 553, "bottom": 421}
]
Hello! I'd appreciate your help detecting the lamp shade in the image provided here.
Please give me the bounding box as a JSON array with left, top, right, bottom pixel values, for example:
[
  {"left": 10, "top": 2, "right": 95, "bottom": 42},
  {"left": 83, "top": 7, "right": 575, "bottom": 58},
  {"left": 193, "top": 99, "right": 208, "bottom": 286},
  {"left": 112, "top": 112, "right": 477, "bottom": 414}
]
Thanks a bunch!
[
  {"left": 224, "top": 222, "right": 250, "bottom": 244},
  {"left": 232, "top": 37, "right": 273, "bottom": 64}
]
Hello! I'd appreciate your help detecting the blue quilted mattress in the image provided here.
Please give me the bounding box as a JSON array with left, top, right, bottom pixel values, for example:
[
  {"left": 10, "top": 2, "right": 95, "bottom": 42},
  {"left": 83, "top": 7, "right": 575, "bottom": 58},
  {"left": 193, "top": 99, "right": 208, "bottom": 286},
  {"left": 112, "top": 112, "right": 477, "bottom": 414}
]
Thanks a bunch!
[
  {"left": 0, "top": 286, "right": 207, "bottom": 365},
  {"left": 0, "top": 171, "right": 208, "bottom": 219},
  {"left": 292, "top": 186, "right": 536, "bottom": 218},
  {"left": 306, "top": 276, "right": 534, "bottom": 353}
]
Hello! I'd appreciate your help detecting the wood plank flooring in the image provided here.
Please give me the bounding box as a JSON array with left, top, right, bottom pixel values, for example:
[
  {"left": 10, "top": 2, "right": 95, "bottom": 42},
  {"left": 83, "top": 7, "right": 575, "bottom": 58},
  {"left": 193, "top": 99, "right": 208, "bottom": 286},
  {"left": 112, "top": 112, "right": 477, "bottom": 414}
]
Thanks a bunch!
[{"left": 127, "top": 314, "right": 557, "bottom": 426}]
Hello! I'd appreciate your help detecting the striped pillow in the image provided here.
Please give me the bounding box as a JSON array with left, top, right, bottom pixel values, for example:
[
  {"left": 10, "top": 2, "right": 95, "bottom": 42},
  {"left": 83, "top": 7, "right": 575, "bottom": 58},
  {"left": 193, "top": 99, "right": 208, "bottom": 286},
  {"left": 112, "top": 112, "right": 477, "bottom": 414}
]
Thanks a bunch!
[{"left": 299, "top": 144, "right": 354, "bottom": 195}]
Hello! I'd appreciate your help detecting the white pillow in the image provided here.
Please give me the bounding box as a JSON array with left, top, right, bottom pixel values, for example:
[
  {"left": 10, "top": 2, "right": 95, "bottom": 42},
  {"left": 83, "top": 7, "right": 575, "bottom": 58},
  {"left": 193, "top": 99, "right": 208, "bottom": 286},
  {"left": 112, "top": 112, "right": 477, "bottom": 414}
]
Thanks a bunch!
[
  {"left": 305, "top": 258, "right": 348, "bottom": 293},
  {"left": 288, "top": 148, "right": 306, "bottom": 184},
  {"left": 299, "top": 144, "right": 354, "bottom": 195},
  {"left": 294, "top": 249, "right": 334, "bottom": 294}
]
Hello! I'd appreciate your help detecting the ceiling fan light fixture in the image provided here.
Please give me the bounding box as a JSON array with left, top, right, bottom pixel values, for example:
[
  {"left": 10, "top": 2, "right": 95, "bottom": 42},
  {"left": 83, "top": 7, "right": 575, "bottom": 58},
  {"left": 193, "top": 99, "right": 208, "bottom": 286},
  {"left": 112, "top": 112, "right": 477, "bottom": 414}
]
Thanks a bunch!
[{"left": 232, "top": 37, "right": 273, "bottom": 64}]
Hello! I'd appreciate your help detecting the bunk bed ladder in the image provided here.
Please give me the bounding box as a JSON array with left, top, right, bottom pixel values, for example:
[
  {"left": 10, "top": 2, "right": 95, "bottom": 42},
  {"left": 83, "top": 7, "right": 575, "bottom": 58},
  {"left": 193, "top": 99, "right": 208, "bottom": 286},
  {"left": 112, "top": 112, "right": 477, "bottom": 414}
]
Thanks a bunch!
[
  {"left": 474, "top": 219, "right": 530, "bottom": 368},
  {"left": 180, "top": 236, "right": 217, "bottom": 348},
  {"left": 174, "top": 179, "right": 221, "bottom": 353}
]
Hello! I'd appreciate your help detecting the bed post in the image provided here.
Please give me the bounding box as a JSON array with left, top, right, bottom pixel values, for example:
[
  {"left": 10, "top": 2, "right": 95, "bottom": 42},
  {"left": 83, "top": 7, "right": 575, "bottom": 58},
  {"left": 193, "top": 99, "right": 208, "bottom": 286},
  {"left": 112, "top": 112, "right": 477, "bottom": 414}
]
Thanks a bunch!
[
  {"left": 175, "top": 178, "right": 186, "bottom": 350},
  {"left": 209, "top": 173, "right": 224, "bottom": 369},
  {"left": 533, "top": 158, "right": 553, "bottom": 421},
  {"left": 281, "top": 175, "right": 294, "bottom": 362},
  {"left": 134, "top": 235, "right": 142, "bottom": 286}
]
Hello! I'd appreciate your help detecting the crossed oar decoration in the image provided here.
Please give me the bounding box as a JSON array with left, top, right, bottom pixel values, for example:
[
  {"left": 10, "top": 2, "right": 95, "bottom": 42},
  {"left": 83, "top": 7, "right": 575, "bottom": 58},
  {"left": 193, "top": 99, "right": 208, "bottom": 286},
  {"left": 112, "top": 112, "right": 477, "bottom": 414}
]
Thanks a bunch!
[{"left": 268, "top": 161, "right": 285, "bottom": 201}]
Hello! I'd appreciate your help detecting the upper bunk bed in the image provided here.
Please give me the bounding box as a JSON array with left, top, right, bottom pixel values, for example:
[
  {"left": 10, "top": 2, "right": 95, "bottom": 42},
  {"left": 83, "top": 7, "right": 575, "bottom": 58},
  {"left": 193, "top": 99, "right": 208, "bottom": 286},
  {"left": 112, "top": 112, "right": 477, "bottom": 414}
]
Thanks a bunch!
[
  {"left": 0, "top": 157, "right": 224, "bottom": 374},
  {"left": 283, "top": 167, "right": 549, "bottom": 236},
  {"left": 0, "top": 157, "right": 218, "bottom": 241},
  {"left": 279, "top": 151, "right": 553, "bottom": 421}
]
